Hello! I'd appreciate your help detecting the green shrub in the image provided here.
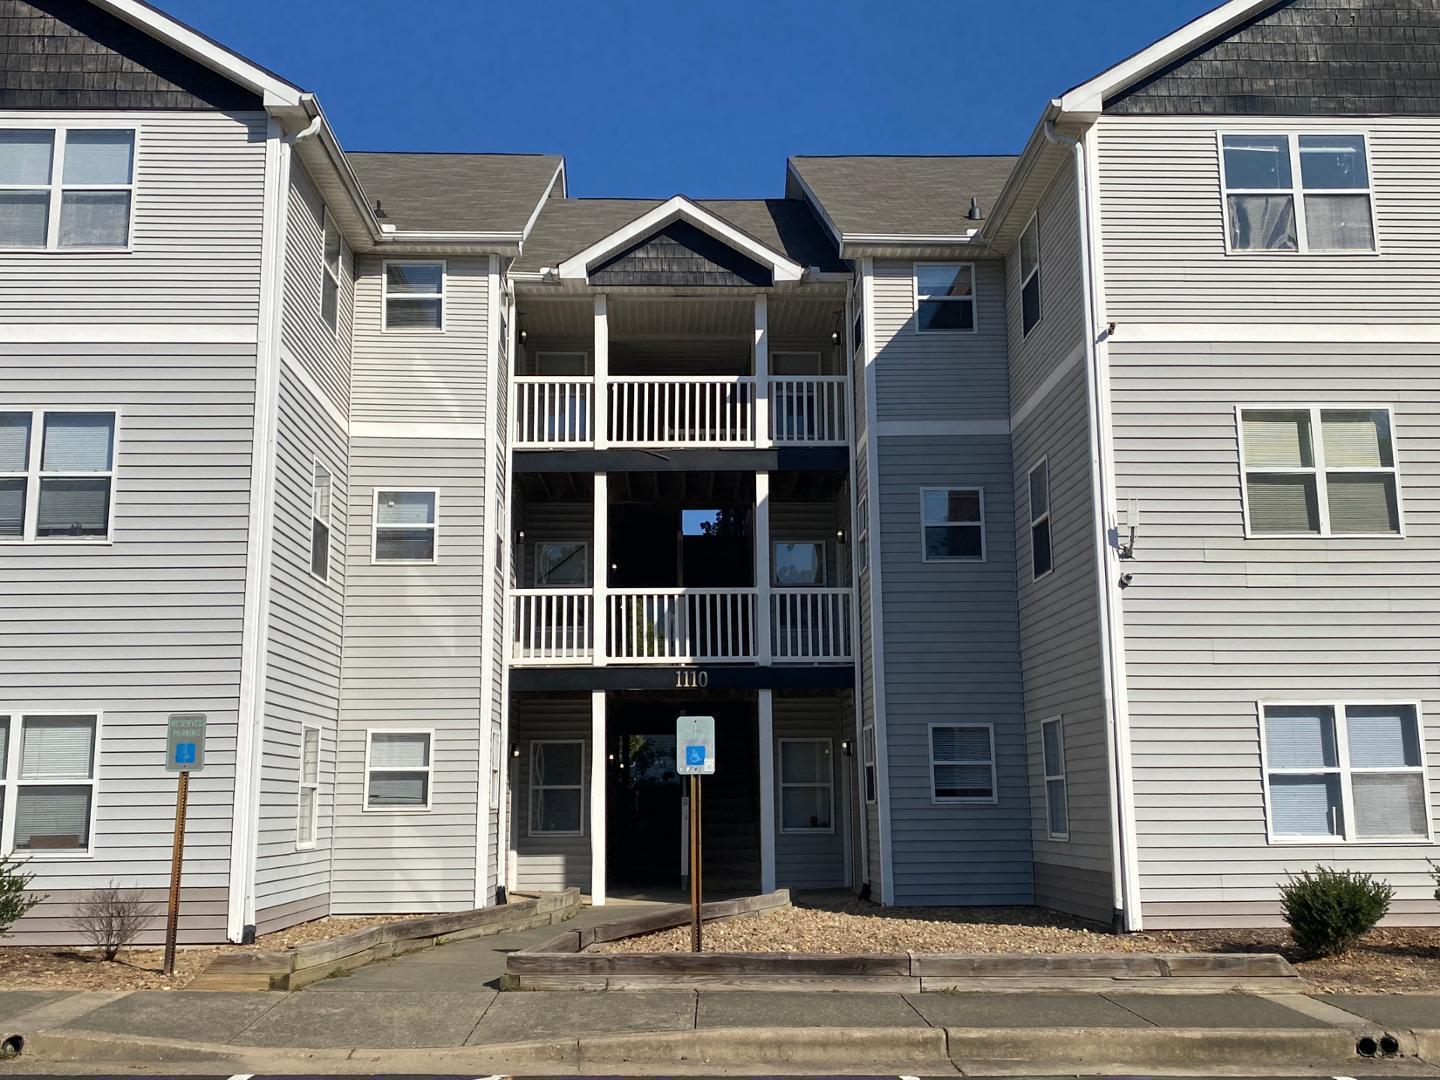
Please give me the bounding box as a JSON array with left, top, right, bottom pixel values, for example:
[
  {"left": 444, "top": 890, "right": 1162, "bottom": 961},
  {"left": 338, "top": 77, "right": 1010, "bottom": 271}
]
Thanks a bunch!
[
  {"left": 0, "top": 854, "right": 44, "bottom": 939},
  {"left": 1280, "top": 866, "right": 1393, "bottom": 958},
  {"left": 1430, "top": 859, "right": 1439, "bottom": 905}
]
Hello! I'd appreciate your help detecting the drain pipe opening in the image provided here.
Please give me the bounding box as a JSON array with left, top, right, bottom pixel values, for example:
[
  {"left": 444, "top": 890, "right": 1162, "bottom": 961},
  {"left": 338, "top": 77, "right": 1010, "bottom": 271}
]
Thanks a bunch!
[
  {"left": 1356, "top": 1035, "right": 1379, "bottom": 1057},
  {"left": 1, "top": 1034, "right": 23, "bottom": 1059},
  {"left": 1379, "top": 1034, "right": 1401, "bottom": 1056}
]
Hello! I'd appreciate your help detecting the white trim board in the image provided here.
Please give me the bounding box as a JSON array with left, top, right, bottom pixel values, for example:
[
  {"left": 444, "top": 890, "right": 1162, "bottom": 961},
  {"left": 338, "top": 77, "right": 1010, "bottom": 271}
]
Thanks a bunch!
[
  {"left": 1011, "top": 343, "right": 1085, "bottom": 430},
  {"left": 279, "top": 349, "right": 347, "bottom": 431},
  {"left": 1113, "top": 323, "right": 1440, "bottom": 345},
  {"left": 0, "top": 324, "right": 258, "bottom": 344}
]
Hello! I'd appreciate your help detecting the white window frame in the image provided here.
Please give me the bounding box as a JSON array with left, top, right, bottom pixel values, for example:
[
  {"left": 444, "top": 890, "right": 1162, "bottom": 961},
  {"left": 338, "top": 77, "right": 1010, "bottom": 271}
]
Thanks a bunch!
[
  {"left": 381, "top": 259, "right": 446, "bottom": 332},
  {"left": 310, "top": 456, "right": 333, "bottom": 583},
  {"left": 1041, "top": 716, "right": 1069, "bottom": 841},
  {"left": 527, "top": 739, "right": 585, "bottom": 837},
  {"left": 928, "top": 722, "right": 998, "bottom": 805},
  {"left": 489, "top": 728, "right": 503, "bottom": 811},
  {"left": 913, "top": 262, "right": 978, "bottom": 335},
  {"left": 371, "top": 488, "right": 440, "bottom": 565},
  {"left": 1028, "top": 457, "right": 1053, "bottom": 581},
  {"left": 0, "top": 408, "right": 119, "bottom": 546},
  {"left": 861, "top": 724, "right": 876, "bottom": 805},
  {"left": 0, "top": 711, "right": 101, "bottom": 859},
  {"left": 1236, "top": 405, "right": 1404, "bottom": 539},
  {"left": 778, "top": 738, "right": 835, "bottom": 835},
  {"left": 362, "top": 728, "right": 433, "bottom": 814},
  {"left": 321, "top": 208, "right": 344, "bottom": 338},
  {"left": 1218, "top": 131, "right": 1380, "bottom": 257},
  {"left": 0, "top": 122, "right": 138, "bottom": 254},
  {"left": 772, "top": 539, "right": 828, "bottom": 587},
  {"left": 1258, "top": 701, "right": 1432, "bottom": 845},
  {"left": 533, "top": 539, "right": 589, "bottom": 587},
  {"left": 920, "top": 486, "right": 986, "bottom": 563},
  {"left": 1018, "top": 211, "right": 1042, "bottom": 337},
  {"left": 296, "top": 724, "right": 320, "bottom": 850},
  {"left": 856, "top": 494, "right": 869, "bottom": 572}
]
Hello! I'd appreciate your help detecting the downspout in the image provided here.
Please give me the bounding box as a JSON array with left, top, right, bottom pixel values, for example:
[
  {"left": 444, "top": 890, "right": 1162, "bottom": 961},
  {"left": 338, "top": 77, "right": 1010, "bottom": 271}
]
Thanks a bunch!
[{"left": 1042, "top": 119, "right": 1142, "bottom": 932}]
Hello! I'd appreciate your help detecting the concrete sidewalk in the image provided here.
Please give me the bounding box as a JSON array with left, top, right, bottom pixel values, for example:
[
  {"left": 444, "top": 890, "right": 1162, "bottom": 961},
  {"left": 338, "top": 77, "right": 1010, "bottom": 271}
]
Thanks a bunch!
[{"left": 3, "top": 985, "right": 1439, "bottom": 1074}]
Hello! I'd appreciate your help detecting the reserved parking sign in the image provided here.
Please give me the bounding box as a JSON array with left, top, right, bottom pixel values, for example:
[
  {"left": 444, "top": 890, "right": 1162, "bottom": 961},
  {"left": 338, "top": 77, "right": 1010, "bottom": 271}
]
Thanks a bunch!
[{"left": 676, "top": 715, "right": 715, "bottom": 775}]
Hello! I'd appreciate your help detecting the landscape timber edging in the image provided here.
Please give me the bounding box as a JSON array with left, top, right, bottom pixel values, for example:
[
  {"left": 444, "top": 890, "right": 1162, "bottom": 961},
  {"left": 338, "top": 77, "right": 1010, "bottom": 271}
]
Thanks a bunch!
[
  {"left": 524, "top": 888, "right": 793, "bottom": 956},
  {"left": 191, "top": 888, "right": 580, "bottom": 991}
]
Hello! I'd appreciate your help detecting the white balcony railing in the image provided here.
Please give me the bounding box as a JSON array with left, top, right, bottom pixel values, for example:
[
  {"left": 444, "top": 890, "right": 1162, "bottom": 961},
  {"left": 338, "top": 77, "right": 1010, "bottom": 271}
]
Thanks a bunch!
[
  {"left": 770, "top": 377, "right": 848, "bottom": 445},
  {"left": 608, "top": 376, "right": 755, "bottom": 447},
  {"left": 513, "top": 376, "right": 848, "bottom": 448},
  {"left": 771, "top": 588, "right": 853, "bottom": 662},
  {"left": 514, "top": 378, "right": 592, "bottom": 446},
  {"left": 513, "top": 589, "right": 592, "bottom": 664},
  {"left": 608, "top": 588, "right": 758, "bottom": 663}
]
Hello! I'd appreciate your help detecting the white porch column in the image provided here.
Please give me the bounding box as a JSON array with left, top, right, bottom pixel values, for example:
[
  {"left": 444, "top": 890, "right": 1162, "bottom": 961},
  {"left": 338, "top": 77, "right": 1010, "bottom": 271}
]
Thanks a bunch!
[
  {"left": 757, "top": 688, "right": 777, "bottom": 893},
  {"left": 590, "top": 689, "right": 607, "bottom": 906},
  {"left": 753, "top": 293, "right": 769, "bottom": 447},
  {"left": 594, "top": 293, "right": 609, "bottom": 449},
  {"left": 755, "top": 470, "right": 772, "bottom": 665},
  {"left": 593, "top": 471, "right": 608, "bottom": 667}
]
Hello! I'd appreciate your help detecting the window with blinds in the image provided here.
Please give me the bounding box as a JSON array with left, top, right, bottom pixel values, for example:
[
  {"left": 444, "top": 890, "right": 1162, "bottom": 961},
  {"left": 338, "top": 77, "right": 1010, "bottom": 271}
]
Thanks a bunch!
[
  {"left": 311, "top": 461, "right": 333, "bottom": 581},
  {"left": 372, "top": 489, "right": 438, "bottom": 563},
  {"left": 383, "top": 262, "right": 445, "bottom": 331},
  {"left": 914, "top": 263, "right": 976, "bottom": 332},
  {"left": 321, "top": 210, "right": 343, "bottom": 333},
  {"left": 1262, "top": 703, "right": 1430, "bottom": 842},
  {"left": 1221, "top": 133, "right": 1376, "bottom": 253},
  {"left": 861, "top": 724, "right": 877, "bottom": 804},
  {"left": 364, "top": 730, "right": 432, "bottom": 811},
  {"left": 921, "top": 487, "right": 985, "bottom": 561},
  {"left": 297, "top": 725, "right": 320, "bottom": 847},
  {"left": 1239, "top": 407, "right": 1400, "bottom": 536},
  {"left": 0, "top": 714, "right": 97, "bottom": 854},
  {"left": 0, "top": 128, "right": 134, "bottom": 251},
  {"left": 779, "top": 739, "right": 834, "bottom": 833},
  {"left": 529, "top": 740, "right": 583, "bottom": 836},
  {"left": 0, "top": 410, "right": 116, "bottom": 543},
  {"left": 1042, "top": 717, "right": 1068, "bottom": 840},
  {"left": 929, "top": 724, "right": 996, "bottom": 803}
]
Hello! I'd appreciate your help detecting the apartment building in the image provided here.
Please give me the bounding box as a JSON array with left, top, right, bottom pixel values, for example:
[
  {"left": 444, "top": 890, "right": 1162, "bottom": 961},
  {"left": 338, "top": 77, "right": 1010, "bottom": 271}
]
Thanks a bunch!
[{"left": 0, "top": 0, "right": 1435, "bottom": 943}]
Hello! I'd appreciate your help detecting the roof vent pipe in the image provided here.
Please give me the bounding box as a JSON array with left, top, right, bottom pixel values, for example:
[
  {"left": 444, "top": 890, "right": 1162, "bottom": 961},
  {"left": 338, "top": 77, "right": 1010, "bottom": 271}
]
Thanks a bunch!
[{"left": 966, "top": 196, "right": 982, "bottom": 220}]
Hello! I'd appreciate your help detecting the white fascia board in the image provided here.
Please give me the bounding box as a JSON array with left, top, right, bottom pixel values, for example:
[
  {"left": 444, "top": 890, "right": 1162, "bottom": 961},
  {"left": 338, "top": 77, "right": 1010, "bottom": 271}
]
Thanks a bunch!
[
  {"left": 1058, "top": 0, "right": 1278, "bottom": 115},
  {"left": 520, "top": 162, "right": 566, "bottom": 245},
  {"left": 91, "top": 0, "right": 305, "bottom": 107},
  {"left": 556, "top": 195, "right": 804, "bottom": 282},
  {"left": 785, "top": 163, "right": 845, "bottom": 253}
]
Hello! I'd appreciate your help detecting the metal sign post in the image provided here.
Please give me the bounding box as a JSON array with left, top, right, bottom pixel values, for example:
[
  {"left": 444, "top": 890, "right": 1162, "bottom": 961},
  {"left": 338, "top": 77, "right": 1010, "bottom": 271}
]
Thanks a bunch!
[
  {"left": 163, "top": 713, "right": 207, "bottom": 976},
  {"left": 676, "top": 715, "right": 715, "bottom": 954}
]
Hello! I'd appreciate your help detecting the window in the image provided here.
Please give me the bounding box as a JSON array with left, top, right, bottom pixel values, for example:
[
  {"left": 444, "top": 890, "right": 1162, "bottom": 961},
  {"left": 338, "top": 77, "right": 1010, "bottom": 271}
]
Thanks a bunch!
[
  {"left": 382, "top": 261, "right": 444, "bottom": 330},
  {"left": 373, "top": 489, "right": 438, "bottom": 563},
  {"left": 1029, "top": 459, "right": 1052, "bottom": 579},
  {"left": 1262, "top": 703, "right": 1430, "bottom": 843},
  {"left": 321, "top": 210, "right": 343, "bottom": 334},
  {"left": 489, "top": 728, "right": 503, "bottom": 811},
  {"left": 1042, "top": 717, "right": 1068, "bottom": 840},
  {"left": 861, "top": 725, "right": 877, "bottom": 803},
  {"left": 1239, "top": 407, "right": 1400, "bottom": 536},
  {"left": 921, "top": 487, "right": 984, "bottom": 562},
  {"left": 529, "top": 741, "right": 583, "bottom": 835},
  {"left": 0, "top": 714, "right": 97, "bottom": 854},
  {"left": 779, "top": 739, "right": 834, "bottom": 833},
  {"left": 0, "top": 127, "right": 135, "bottom": 251},
  {"left": 297, "top": 725, "right": 320, "bottom": 848},
  {"left": 930, "top": 724, "right": 996, "bottom": 803},
  {"left": 310, "top": 460, "right": 332, "bottom": 581},
  {"left": 914, "top": 263, "right": 976, "bottom": 332},
  {"left": 1018, "top": 214, "right": 1042, "bottom": 336},
  {"left": 534, "top": 540, "right": 588, "bottom": 586},
  {"left": 364, "top": 730, "right": 431, "bottom": 811},
  {"left": 856, "top": 495, "right": 869, "bottom": 571},
  {"left": 0, "top": 410, "right": 116, "bottom": 543},
  {"left": 773, "top": 541, "right": 826, "bottom": 587},
  {"left": 1221, "top": 133, "right": 1376, "bottom": 253}
]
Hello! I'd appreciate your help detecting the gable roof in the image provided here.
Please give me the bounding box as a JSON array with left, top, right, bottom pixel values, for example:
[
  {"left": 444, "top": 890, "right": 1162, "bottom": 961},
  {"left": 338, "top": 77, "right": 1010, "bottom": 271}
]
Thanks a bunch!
[
  {"left": 345, "top": 152, "right": 564, "bottom": 238},
  {"left": 514, "top": 196, "right": 845, "bottom": 277},
  {"left": 787, "top": 156, "right": 1016, "bottom": 246}
]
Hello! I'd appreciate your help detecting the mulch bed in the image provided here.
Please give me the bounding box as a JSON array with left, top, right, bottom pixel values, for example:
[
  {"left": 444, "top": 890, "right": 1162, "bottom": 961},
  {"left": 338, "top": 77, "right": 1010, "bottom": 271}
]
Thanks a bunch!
[{"left": 594, "top": 896, "right": 1440, "bottom": 994}]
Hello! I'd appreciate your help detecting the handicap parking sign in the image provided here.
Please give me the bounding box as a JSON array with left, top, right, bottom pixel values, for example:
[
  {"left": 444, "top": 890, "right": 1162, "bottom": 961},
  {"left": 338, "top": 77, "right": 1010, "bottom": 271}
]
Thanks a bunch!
[
  {"left": 676, "top": 715, "right": 715, "bottom": 775},
  {"left": 685, "top": 744, "right": 706, "bottom": 768}
]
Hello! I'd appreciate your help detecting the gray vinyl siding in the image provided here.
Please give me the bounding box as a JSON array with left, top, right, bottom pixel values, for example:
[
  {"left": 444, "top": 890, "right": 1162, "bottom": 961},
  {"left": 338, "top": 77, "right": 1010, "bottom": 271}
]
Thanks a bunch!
[
  {"left": 281, "top": 164, "right": 353, "bottom": 415},
  {"left": 351, "top": 256, "right": 490, "bottom": 423},
  {"left": 16, "top": 887, "right": 227, "bottom": 947},
  {"left": 251, "top": 366, "right": 346, "bottom": 927},
  {"left": 0, "top": 111, "right": 268, "bottom": 324},
  {"left": 773, "top": 694, "right": 848, "bottom": 890},
  {"left": 1095, "top": 115, "right": 1440, "bottom": 323},
  {"left": 1006, "top": 163, "right": 1114, "bottom": 923},
  {"left": 0, "top": 342, "right": 257, "bottom": 943},
  {"left": 876, "top": 436, "right": 1031, "bottom": 904},
  {"left": 333, "top": 436, "right": 486, "bottom": 914},
  {"left": 487, "top": 291, "right": 508, "bottom": 902},
  {"left": 872, "top": 259, "right": 1008, "bottom": 423},
  {"left": 1109, "top": 340, "right": 1440, "bottom": 928},
  {"left": 511, "top": 695, "right": 591, "bottom": 893},
  {"left": 854, "top": 447, "right": 880, "bottom": 888}
]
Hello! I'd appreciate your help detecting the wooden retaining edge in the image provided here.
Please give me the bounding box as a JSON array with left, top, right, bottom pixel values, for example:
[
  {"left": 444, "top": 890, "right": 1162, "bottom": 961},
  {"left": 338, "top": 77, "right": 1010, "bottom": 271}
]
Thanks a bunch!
[{"left": 192, "top": 888, "right": 580, "bottom": 991}]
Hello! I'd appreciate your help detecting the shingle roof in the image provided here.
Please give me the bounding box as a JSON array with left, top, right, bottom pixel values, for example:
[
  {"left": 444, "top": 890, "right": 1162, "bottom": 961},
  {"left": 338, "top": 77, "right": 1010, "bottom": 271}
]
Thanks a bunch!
[
  {"left": 345, "top": 152, "right": 563, "bottom": 235},
  {"left": 513, "top": 197, "right": 845, "bottom": 275},
  {"left": 787, "top": 156, "right": 1018, "bottom": 239}
]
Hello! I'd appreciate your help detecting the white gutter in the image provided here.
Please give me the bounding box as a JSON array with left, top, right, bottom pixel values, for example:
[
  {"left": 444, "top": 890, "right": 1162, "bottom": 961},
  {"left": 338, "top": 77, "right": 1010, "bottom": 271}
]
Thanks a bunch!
[{"left": 1041, "top": 119, "right": 1142, "bottom": 932}]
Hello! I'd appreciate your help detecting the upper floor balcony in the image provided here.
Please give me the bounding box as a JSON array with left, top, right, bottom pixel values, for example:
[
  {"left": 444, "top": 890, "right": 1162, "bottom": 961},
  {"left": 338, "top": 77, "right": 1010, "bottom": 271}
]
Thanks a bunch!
[{"left": 512, "top": 294, "right": 850, "bottom": 451}]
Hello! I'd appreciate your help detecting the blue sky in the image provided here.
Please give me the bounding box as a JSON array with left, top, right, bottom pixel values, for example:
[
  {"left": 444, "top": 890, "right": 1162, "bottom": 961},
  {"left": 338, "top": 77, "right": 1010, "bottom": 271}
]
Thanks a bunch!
[{"left": 165, "top": 0, "right": 1216, "bottom": 198}]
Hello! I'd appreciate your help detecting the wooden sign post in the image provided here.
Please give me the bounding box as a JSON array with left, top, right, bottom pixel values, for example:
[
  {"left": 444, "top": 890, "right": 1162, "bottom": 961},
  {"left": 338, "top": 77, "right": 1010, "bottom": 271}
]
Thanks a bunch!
[
  {"left": 163, "top": 713, "right": 207, "bottom": 976},
  {"left": 676, "top": 715, "right": 715, "bottom": 954}
]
